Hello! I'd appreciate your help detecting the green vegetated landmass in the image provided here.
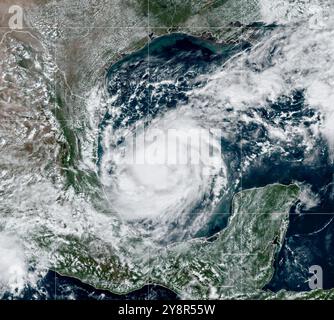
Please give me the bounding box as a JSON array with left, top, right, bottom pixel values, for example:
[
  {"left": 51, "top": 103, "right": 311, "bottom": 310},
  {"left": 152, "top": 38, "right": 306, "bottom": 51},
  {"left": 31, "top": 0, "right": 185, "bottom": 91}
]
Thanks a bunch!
[
  {"left": 150, "top": 184, "right": 300, "bottom": 298},
  {"left": 137, "top": 0, "right": 192, "bottom": 26},
  {"left": 52, "top": 92, "right": 102, "bottom": 199},
  {"left": 136, "top": 0, "right": 230, "bottom": 27},
  {"left": 46, "top": 183, "right": 334, "bottom": 299}
]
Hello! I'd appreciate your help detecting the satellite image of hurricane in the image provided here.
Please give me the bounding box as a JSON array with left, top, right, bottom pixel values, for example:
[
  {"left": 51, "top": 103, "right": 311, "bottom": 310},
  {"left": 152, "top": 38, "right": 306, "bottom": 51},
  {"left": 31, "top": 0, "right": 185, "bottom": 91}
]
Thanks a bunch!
[{"left": 0, "top": 0, "right": 334, "bottom": 302}]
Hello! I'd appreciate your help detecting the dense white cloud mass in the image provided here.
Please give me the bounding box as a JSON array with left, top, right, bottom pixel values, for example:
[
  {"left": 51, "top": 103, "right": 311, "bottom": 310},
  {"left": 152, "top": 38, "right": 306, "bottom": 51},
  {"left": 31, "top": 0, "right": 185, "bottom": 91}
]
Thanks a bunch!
[
  {"left": 193, "top": 0, "right": 334, "bottom": 157},
  {"left": 100, "top": 108, "right": 227, "bottom": 240},
  {"left": 0, "top": 234, "right": 27, "bottom": 292}
]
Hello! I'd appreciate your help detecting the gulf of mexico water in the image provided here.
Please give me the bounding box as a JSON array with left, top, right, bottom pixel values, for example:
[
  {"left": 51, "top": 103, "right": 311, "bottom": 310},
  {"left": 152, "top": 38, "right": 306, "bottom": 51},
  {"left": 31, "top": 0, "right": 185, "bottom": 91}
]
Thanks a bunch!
[{"left": 6, "top": 29, "right": 334, "bottom": 299}]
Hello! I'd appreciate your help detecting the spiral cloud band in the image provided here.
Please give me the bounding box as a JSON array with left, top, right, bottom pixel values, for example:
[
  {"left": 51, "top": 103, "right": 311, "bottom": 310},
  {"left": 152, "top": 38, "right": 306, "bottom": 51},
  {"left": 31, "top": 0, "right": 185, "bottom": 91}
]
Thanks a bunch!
[{"left": 100, "top": 109, "right": 226, "bottom": 223}]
